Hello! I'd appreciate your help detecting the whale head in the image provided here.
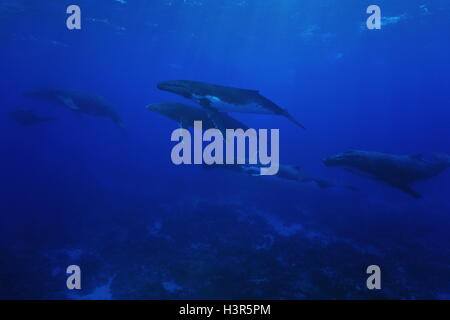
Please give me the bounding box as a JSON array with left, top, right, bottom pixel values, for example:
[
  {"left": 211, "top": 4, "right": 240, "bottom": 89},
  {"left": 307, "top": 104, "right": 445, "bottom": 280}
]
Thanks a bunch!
[
  {"left": 157, "top": 80, "right": 198, "bottom": 99},
  {"left": 323, "top": 150, "right": 367, "bottom": 167},
  {"left": 146, "top": 102, "right": 189, "bottom": 117},
  {"left": 146, "top": 102, "right": 167, "bottom": 113}
]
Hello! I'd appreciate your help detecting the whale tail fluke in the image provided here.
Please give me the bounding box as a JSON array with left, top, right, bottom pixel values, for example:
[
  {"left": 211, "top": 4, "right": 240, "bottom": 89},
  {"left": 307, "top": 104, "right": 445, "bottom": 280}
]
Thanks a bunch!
[
  {"left": 314, "top": 179, "right": 358, "bottom": 192},
  {"left": 283, "top": 112, "right": 306, "bottom": 130}
]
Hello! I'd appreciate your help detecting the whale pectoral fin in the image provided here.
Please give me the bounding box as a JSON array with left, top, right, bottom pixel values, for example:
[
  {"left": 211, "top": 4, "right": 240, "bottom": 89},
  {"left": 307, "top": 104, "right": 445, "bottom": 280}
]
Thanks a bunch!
[
  {"left": 313, "top": 179, "right": 333, "bottom": 189},
  {"left": 198, "top": 98, "right": 224, "bottom": 129},
  {"left": 238, "top": 165, "right": 260, "bottom": 176},
  {"left": 206, "top": 109, "right": 226, "bottom": 131},
  {"left": 199, "top": 98, "right": 213, "bottom": 109},
  {"left": 205, "top": 109, "right": 237, "bottom": 144},
  {"left": 58, "top": 96, "right": 79, "bottom": 110},
  {"left": 344, "top": 167, "right": 378, "bottom": 181},
  {"left": 393, "top": 184, "right": 422, "bottom": 199},
  {"left": 246, "top": 170, "right": 262, "bottom": 177}
]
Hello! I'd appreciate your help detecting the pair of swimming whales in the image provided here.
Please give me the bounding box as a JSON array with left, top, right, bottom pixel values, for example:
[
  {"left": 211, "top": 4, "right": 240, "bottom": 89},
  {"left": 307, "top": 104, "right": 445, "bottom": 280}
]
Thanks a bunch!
[
  {"left": 156, "top": 80, "right": 307, "bottom": 129},
  {"left": 149, "top": 81, "right": 354, "bottom": 191},
  {"left": 22, "top": 81, "right": 450, "bottom": 198}
]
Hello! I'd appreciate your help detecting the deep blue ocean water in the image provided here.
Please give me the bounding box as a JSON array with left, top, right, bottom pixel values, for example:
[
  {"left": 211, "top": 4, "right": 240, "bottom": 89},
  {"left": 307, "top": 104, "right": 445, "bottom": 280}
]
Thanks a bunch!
[{"left": 0, "top": 0, "right": 449, "bottom": 299}]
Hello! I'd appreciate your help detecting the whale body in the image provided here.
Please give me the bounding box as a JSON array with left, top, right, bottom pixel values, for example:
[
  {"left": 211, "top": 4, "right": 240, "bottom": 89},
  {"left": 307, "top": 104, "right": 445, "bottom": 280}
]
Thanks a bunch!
[
  {"left": 10, "top": 109, "right": 56, "bottom": 126},
  {"left": 146, "top": 102, "right": 248, "bottom": 132},
  {"left": 24, "top": 88, "right": 124, "bottom": 128},
  {"left": 323, "top": 150, "right": 450, "bottom": 198},
  {"left": 157, "top": 80, "right": 306, "bottom": 129}
]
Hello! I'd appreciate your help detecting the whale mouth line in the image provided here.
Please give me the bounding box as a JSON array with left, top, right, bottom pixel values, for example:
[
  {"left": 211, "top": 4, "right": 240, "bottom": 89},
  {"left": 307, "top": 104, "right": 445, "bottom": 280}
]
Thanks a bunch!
[{"left": 157, "top": 82, "right": 185, "bottom": 91}]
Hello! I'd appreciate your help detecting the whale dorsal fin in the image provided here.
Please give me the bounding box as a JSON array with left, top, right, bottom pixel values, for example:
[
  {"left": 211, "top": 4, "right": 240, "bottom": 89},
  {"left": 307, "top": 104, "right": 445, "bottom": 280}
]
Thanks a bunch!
[{"left": 58, "top": 96, "right": 79, "bottom": 110}]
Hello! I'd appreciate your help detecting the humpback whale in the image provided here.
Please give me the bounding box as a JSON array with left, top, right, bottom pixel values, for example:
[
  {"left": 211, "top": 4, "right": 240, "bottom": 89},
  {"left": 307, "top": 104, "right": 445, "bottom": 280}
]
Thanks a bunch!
[
  {"left": 146, "top": 102, "right": 248, "bottom": 131},
  {"left": 157, "top": 80, "right": 306, "bottom": 129},
  {"left": 323, "top": 150, "right": 450, "bottom": 198},
  {"left": 10, "top": 109, "right": 56, "bottom": 126},
  {"left": 207, "top": 162, "right": 354, "bottom": 190},
  {"left": 24, "top": 88, "right": 124, "bottom": 128},
  {"left": 272, "top": 164, "right": 356, "bottom": 190}
]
